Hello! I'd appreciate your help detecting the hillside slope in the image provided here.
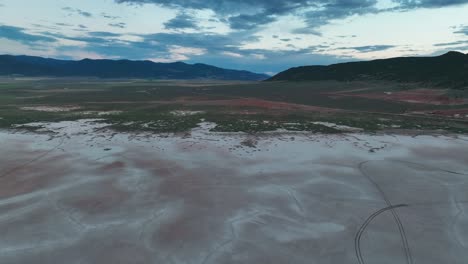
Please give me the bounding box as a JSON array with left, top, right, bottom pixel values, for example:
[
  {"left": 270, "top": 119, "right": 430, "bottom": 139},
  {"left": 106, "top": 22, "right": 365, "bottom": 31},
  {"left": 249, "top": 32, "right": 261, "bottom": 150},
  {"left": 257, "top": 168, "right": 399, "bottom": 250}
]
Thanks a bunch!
[
  {"left": 0, "top": 55, "right": 269, "bottom": 81},
  {"left": 269, "top": 51, "right": 468, "bottom": 88}
]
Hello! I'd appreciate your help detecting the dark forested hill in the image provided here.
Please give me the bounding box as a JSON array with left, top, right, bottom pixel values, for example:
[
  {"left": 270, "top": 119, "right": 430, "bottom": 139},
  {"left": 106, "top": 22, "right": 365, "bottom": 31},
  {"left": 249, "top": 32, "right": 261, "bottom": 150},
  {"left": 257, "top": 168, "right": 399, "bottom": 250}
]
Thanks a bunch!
[
  {"left": 0, "top": 55, "right": 269, "bottom": 81},
  {"left": 269, "top": 51, "right": 468, "bottom": 88}
]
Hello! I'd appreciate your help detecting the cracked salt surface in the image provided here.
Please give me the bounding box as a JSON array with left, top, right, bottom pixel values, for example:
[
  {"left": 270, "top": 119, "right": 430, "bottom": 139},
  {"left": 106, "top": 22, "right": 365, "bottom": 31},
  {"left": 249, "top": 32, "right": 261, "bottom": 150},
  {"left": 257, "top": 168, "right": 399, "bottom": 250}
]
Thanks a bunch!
[
  {"left": 312, "top": 121, "right": 363, "bottom": 132},
  {"left": 20, "top": 106, "right": 81, "bottom": 112},
  {"left": 1, "top": 120, "right": 468, "bottom": 264}
]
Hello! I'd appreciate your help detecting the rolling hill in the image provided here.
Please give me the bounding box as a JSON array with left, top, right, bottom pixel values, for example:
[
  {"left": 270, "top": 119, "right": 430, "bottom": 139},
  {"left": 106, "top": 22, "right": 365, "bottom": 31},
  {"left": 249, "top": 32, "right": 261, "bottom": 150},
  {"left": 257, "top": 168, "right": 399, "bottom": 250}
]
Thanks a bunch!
[
  {"left": 269, "top": 51, "right": 468, "bottom": 88},
  {"left": 0, "top": 55, "right": 269, "bottom": 81}
]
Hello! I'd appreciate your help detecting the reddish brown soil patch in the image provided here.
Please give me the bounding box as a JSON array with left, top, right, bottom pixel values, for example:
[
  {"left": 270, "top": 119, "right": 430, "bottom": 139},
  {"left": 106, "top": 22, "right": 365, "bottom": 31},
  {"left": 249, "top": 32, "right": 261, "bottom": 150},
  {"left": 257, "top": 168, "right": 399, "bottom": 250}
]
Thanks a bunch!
[
  {"left": 327, "top": 89, "right": 466, "bottom": 105},
  {"left": 85, "top": 97, "right": 339, "bottom": 112},
  {"left": 413, "top": 108, "right": 468, "bottom": 118},
  {"left": 0, "top": 154, "right": 69, "bottom": 199},
  {"left": 185, "top": 98, "right": 338, "bottom": 112},
  {"left": 63, "top": 180, "right": 130, "bottom": 215},
  {"left": 99, "top": 161, "right": 127, "bottom": 172}
]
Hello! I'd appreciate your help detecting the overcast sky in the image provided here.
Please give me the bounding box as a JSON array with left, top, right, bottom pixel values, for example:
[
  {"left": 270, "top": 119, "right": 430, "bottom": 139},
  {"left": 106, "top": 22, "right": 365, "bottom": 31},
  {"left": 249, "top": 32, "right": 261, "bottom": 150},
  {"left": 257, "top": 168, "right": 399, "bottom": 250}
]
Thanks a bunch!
[{"left": 0, "top": 0, "right": 467, "bottom": 74}]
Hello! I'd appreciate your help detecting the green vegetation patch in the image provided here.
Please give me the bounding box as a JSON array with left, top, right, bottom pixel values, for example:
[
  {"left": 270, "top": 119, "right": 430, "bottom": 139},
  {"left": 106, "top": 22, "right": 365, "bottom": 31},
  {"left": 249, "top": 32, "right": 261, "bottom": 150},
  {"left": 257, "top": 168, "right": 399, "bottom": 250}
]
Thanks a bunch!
[{"left": 206, "top": 114, "right": 342, "bottom": 134}]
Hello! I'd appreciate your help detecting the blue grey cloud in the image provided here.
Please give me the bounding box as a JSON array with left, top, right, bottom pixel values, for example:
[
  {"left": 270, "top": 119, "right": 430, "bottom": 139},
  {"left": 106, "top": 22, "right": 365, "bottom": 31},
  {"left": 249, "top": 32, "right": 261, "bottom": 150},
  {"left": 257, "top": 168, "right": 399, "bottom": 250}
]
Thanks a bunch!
[
  {"left": 339, "top": 45, "right": 396, "bottom": 52},
  {"left": 228, "top": 13, "right": 276, "bottom": 30},
  {"left": 392, "top": 0, "right": 468, "bottom": 9},
  {"left": 135, "top": 32, "right": 256, "bottom": 54},
  {"left": 31, "top": 23, "right": 60, "bottom": 31},
  {"left": 115, "top": 0, "right": 468, "bottom": 33},
  {"left": 62, "top": 7, "right": 93, "bottom": 17},
  {"left": 55, "top": 23, "right": 73, "bottom": 27},
  {"left": 164, "top": 13, "right": 200, "bottom": 30},
  {"left": 109, "top": 22, "right": 127, "bottom": 28},
  {"left": 39, "top": 31, "right": 116, "bottom": 44},
  {"left": 454, "top": 25, "right": 468, "bottom": 35},
  {"left": 337, "top": 35, "right": 357, "bottom": 38},
  {"left": 0, "top": 25, "right": 56, "bottom": 44},
  {"left": 299, "top": 0, "right": 378, "bottom": 32},
  {"left": 101, "top": 13, "right": 121, "bottom": 20},
  {"left": 115, "top": 0, "right": 376, "bottom": 31},
  {"left": 434, "top": 40, "right": 468, "bottom": 47},
  {"left": 88, "top": 31, "right": 122, "bottom": 37}
]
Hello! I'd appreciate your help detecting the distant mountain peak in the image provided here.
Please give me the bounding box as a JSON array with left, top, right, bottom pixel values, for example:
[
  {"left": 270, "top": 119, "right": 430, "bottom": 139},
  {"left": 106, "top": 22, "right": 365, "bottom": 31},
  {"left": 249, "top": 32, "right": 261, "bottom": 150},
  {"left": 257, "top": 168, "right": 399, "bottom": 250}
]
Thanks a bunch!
[{"left": 440, "top": 51, "right": 466, "bottom": 57}]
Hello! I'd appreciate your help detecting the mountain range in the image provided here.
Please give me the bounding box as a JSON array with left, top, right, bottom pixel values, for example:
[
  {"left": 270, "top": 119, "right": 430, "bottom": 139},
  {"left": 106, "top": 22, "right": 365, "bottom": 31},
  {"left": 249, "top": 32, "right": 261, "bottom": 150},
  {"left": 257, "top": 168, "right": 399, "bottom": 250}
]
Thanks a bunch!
[
  {"left": 0, "top": 55, "right": 269, "bottom": 81},
  {"left": 2, "top": 52, "right": 468, "bottom": 86},
  {"left": 269, "top": 51, "right": 468, "bottom": 88}
]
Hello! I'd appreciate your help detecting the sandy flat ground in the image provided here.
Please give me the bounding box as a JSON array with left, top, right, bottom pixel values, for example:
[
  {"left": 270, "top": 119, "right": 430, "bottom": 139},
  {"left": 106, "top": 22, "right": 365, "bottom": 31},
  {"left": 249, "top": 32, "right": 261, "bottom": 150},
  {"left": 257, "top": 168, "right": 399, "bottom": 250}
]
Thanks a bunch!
[{"left": 1, "top": 120, "right": 468, "bottom": 264}]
